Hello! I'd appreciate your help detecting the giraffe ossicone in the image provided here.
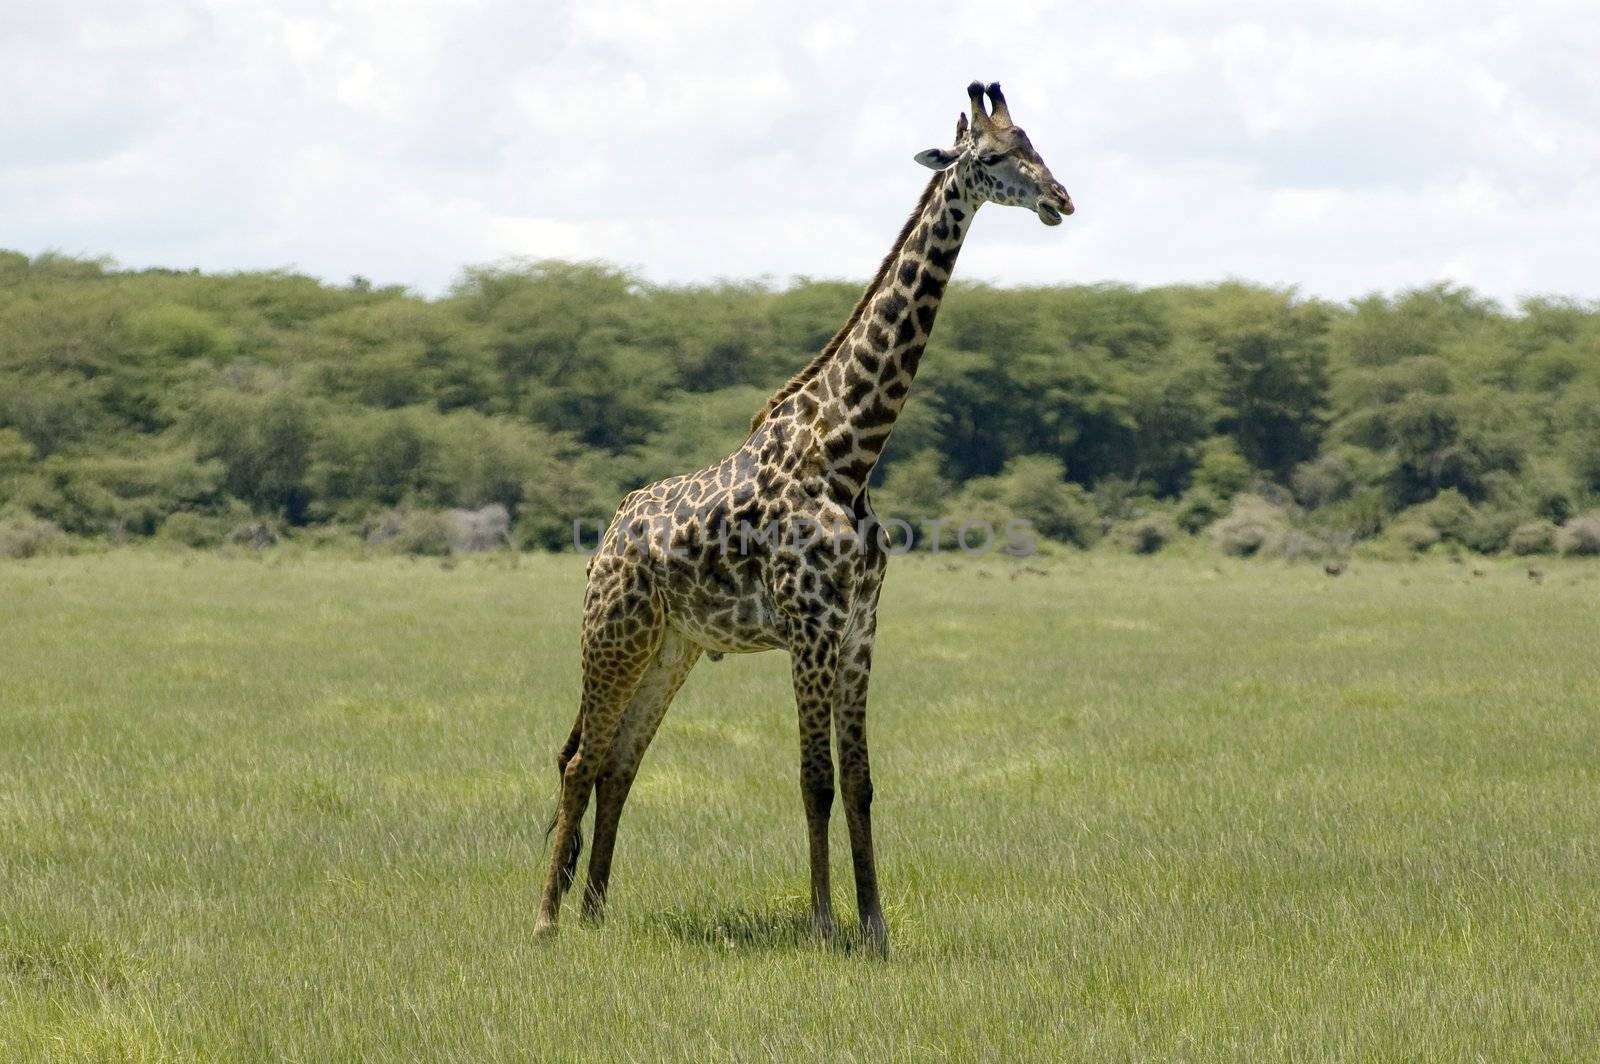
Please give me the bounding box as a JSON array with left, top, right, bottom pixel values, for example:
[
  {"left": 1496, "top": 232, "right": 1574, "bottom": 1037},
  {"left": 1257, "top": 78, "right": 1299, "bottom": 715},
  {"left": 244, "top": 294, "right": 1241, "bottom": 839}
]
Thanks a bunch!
[{"left": 533, "top": 80, "right": 1073, "bottom": 953}]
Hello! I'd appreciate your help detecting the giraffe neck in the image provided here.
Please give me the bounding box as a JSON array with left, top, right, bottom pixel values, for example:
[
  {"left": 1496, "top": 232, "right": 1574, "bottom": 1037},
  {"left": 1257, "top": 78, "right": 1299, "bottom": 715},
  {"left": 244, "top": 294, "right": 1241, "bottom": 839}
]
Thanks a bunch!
[{"left": 806, "top": 165, "right": 979, "bottom": 498}]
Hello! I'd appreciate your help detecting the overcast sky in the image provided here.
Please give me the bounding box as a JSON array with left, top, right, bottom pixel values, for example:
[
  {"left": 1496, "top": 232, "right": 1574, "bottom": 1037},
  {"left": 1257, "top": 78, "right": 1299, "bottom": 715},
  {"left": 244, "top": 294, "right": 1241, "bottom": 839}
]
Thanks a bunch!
[{"left": 6, "top": 0, "right": 1597, "bottom": 304}]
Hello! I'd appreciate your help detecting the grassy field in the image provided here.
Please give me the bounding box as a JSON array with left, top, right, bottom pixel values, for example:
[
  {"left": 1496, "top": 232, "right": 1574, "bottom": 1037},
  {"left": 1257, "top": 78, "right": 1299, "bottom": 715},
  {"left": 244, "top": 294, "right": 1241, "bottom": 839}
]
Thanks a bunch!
[{"left": 2, "top": 550, "right": 1599, "bottom": 1061}]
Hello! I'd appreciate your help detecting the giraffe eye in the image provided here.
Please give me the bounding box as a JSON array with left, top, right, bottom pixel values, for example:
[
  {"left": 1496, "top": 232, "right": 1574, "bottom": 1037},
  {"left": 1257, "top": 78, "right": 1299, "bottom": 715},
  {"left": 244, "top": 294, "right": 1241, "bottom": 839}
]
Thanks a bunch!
[{"left": 977, "top": 151, "right": 1003, "bottom": 166}]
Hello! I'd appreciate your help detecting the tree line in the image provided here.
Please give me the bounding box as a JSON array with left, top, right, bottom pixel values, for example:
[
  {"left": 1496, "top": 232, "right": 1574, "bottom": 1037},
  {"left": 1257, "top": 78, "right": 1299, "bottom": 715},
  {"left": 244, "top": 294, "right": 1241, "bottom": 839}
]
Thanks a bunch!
[{"left": 2, "top": 249, "right": 1598, "bottom": 558}]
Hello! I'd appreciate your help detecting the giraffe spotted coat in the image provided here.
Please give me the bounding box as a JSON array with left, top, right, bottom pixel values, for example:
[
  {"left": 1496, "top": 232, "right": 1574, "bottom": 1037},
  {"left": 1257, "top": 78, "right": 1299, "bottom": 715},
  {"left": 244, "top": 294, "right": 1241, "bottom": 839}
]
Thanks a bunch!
[{"left": 534, "top": 81, "right": 1073, "bottom": 952}]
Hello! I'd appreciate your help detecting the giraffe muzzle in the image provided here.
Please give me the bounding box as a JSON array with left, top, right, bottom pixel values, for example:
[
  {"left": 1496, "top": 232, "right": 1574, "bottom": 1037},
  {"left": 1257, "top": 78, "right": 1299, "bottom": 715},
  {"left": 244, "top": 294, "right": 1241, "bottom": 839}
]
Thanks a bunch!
[{"left": 1036, "top": 185, "right": 1074, "bottom": 226}]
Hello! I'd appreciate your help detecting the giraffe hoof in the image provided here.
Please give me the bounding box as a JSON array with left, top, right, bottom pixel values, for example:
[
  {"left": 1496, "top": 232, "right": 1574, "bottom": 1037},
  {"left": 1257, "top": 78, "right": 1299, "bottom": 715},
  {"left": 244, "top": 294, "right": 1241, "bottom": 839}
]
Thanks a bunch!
[
  {"left": 861, "top": 916, "right": 889, "bottom": 958},
  {"left": 533, "top": 918, "right": 559, "bottom": 942},
  {"left": 810, "top": 912, "right": 837, "bottom": 942}
]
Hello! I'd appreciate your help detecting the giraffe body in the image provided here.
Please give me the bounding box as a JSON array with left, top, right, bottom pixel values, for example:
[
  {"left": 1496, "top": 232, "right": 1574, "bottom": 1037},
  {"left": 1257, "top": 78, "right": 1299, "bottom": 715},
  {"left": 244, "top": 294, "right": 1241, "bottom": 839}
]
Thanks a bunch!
[{"left": 534, "top": 82, "right": 1072, "bottom": 952}]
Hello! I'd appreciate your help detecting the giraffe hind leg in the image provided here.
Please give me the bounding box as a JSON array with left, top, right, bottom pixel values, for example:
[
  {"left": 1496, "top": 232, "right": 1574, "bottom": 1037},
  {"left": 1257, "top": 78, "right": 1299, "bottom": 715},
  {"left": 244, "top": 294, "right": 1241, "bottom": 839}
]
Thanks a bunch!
[
  {"left": 544, "top": 714, "right": 584, "bottom": 895},
  {"left": 581, "top": 630, "right": 702, "bottom": 924},
  {"left": 535, "top": 586, "right": 664, "bottom": 939}
]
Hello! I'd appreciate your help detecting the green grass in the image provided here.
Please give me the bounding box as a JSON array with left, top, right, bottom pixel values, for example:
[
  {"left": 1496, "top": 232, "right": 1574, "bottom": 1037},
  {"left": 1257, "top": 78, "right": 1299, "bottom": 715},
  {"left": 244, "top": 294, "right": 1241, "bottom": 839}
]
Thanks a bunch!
[{"left": 3, "top": 550, "right": 1599, "bottom": 1061}]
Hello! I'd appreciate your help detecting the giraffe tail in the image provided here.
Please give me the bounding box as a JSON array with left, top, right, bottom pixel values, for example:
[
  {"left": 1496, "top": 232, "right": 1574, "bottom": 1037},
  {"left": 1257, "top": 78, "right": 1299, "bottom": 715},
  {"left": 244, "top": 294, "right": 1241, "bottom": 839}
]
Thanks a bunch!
[{"left": 544, "top": 716, "right": 585, "bottom": 895}]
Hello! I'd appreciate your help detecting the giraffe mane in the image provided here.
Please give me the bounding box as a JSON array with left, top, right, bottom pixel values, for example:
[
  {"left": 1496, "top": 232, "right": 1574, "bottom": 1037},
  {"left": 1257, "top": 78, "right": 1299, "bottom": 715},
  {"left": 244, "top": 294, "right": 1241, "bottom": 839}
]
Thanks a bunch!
[{"left": 748, "top": 170, "right": 947, "bottom": 433}]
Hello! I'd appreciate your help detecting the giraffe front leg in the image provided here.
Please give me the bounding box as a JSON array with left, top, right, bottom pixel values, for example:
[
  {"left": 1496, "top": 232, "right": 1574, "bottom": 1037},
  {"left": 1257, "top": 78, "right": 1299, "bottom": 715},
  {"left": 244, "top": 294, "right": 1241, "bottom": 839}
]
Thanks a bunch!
[
  {"left": 837, "top": 593, "right": 888, "bottom": 956},
  {"left": 790, "top": 624, "right": 841, "bottom": 941}
]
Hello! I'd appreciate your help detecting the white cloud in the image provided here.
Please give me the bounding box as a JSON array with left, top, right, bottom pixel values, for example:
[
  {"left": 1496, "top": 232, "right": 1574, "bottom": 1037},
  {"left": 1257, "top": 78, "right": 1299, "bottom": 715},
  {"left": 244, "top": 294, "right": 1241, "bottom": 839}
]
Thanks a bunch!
[{"left": 3, "top": 0, "right": 1596, "bottom": 304}]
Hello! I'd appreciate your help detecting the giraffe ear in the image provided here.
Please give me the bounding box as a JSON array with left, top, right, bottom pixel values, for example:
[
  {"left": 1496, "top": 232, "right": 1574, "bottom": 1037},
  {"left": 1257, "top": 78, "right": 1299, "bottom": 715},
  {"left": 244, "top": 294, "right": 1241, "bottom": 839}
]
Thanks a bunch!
[{"left": 914, "top": 147, "right": 961, "bottom": 171}]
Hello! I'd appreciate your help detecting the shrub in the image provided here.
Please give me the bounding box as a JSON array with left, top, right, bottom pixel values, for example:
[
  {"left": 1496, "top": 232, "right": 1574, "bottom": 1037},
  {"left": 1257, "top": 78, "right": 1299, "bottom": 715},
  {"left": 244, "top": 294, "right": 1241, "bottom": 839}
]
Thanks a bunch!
[
  {"left": 1413, "top": 489, "right": 1473, "bottom": 542},
  {"left": 937, "top": 482, "right": 1018, "bottom": 553},
  {"left": 296, "top": 523, "right": 360, "bottom": 551},
  {"left": 128, "top": 303, "right": 229, "bottom": 361},
  {"left": 0, "top": 427, "right": 32, "bottom": 470},
  {"left": 1174, "top": 486, "right": 1223, "bottom": 534},
  {"left": 1457, "top": 507, "right": 1522, "bottom": 554},
  {"left": 1557, "top": 513, "right": 1600, "bottom": 556},
  {"left": 1117, "top": 513, "right": 1177, "bottom": 555},
  {"left": 873, "top": 450, "right": 950, "bottom": 530},
  {"left": 1508, "top": 520, "right": 1558, "bottom": 556},
  {"left": 0, "top": 517, "right": 63, "bottom": 559},
  {"left": 1275, "top": 529, "right": 1345, "bottom": 561},
  {"left": 1390, "top": 521, "right": 1441, "bottom": 553},
  {"left": 190, "top": 391, "right": 314, "bottom": 521},
  {"left": 364, "top": 508, "right": 451, "bottom": 556},
  {"left": 1211, "top": 495, "right": 1288, "bottom": 557},
  {"left": 227, "top": 520, "right": 281, "bottom": 550},
  {"left": 1192, "top": 438, "right": 1255, "bottom": 499},
  {"left": 1391, "top": 490, "right": 1520, "bottom": 552},
  {"left": 995, "top": 455, "right": 1099, "bottom": 548},
  {"left": 941, "top": 458, "right": 1099, "bottom": 551},
  {"left": 445, "top": 504, "right": 511, "bottom": 552},
  {"left": 25, "top": 449, "right": 222, "bottom": 537},
  {"left": 424, "top": 412, "right": 554, "bottom": 511},
  {"left": 159, "top": 512, "right": 228, "bottom": 548},
  {"left": 1317, "top": 486, "right": 1388, "bottom": 539},
  {"left": 1293, "top": 450, "right": 1362, "bottom": 509},
  {"left": 517, "top": 452, "right": 627, "bottom": 552},
  {"left": 1525, "top": 461, "right": 1579, "bottom": 523},
  {"left": 1089, "top": 476, "right": 1146, "bottom": 524}
]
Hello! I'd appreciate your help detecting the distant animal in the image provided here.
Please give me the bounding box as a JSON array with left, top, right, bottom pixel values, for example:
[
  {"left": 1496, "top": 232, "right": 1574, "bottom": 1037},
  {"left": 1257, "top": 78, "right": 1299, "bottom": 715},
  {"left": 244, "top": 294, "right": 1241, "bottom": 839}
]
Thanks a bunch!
[
  {"left": 1324, "top": 561, "right": 1345, "bottom": 577},
  {"left": 533, "top": 81, "right": 1074, "bottom": 954},
  {"left": 1528, "top": 568, "right": 1544, "bottom": 584}
]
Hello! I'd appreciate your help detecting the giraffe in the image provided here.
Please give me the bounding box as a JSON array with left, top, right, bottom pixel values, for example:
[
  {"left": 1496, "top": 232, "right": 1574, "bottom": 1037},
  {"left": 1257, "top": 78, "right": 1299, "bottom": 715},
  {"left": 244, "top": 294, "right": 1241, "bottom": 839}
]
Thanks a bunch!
[{"left": 534, "top": 81, "right": 1073, "bottom": 953}]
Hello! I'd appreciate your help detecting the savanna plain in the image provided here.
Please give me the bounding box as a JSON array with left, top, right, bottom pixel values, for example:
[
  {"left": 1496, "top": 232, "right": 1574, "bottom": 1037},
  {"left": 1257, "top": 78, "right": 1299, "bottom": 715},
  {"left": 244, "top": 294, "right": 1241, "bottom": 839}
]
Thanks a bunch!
[{"left": 2, "top": 550, "right": 1599, "bottom": 1061}]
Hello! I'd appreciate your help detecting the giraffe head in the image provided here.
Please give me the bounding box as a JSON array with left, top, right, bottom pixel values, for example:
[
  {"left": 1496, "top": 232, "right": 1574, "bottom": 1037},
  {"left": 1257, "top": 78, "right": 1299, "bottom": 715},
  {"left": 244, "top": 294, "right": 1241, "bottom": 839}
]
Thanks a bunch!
[{"left": 914, "top": 81, "right": 1074, "bottom": 226}]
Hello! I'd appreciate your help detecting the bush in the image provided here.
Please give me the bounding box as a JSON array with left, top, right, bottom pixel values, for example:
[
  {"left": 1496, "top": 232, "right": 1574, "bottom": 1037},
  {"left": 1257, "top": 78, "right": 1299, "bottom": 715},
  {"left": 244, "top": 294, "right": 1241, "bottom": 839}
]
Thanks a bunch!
[
  {"left": 295, "top": 523, "right": 360, "bottom": 551},
  {"left": 1117, "top": 513, "right": 1177, "bottom": 555},
  {"left": 1457, "top": 507, "right": 1522, "bottom": 554},
  {"left": 1390, "top": 490, "right": 1521, "bottom": 552},
  {"left": 873, "top": 450, "right": 951, "bottom": 530},
  {"left": 1508, "top": 520, "right": 1558, "bottom": 556},
  {"left": 128, "top": 303, "right": 229, "bottom": 361},
  {"left": 1275, "top": 529, "right": 1346, "bottom": 561},
  {"left": 1390, "top": 521, "right": 1441, "bottom": 553},
  {"left": 1557, "top": 513, "right": 1600, "bottom": 556},
  {"left": 0, "top": 517, "right": 63, "bottom": 559},
  {"left": 191, "top": 391, "right": 313, "bottom": 521},
  {"left": 159, "top": 511, "right": 228, "bottom": 548},
  {"left": 23, "top": 449, "right": 222, "bottom": 537},
  {"left": 1525, "top": 461, "right": 1579, "bottom": 523},
  {"left": 0, "top": 427, "right": 32, "bottom": 470},
  {"left": 995, "top": 455, "right": 1099, "bottom": 548},
  {"left": 940, "top": 457, "right": 1099, "bottom": 551},
  {"left": 1413, "top": 489, "right": 1473, "bottom": 542},
  {"left": 516, "top": 452, "right": 626, "bottom": 553},
  {"left": 1174, "top": 486, "right": 1223, "bottom": 534},
  {"left": 1317, "top": 486, "right": 1388, "bottom": 539},
  {"left": 445, "top": 504, "right": 511, "bottom": 552},
  {"left": 1210, "top": 495, "right": 1288, "bottom": 557},
  {"left": 1192, "top": 438, "right": 1255, "bottom": 499},
  {"left": 227, "top": 520, "right": 281, "bottom": 550},
  {"left": 364, "top": 508, "right": 451, "bottom": 555},
  {"left": 937, "top": 483, "right": 1019, "bottom": 552},
  {"left": 1292, "top": 450, "right": 1362, "bottom": 509}
]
